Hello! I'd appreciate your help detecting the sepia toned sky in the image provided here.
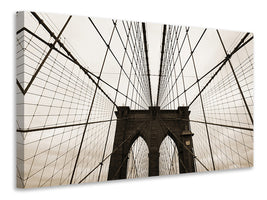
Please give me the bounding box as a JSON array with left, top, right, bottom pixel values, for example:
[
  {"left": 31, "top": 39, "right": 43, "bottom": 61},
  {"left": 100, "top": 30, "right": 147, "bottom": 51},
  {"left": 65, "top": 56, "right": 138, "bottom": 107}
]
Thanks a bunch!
[{"left": 16, "top": 11, "right": 253, "bottom": 188}]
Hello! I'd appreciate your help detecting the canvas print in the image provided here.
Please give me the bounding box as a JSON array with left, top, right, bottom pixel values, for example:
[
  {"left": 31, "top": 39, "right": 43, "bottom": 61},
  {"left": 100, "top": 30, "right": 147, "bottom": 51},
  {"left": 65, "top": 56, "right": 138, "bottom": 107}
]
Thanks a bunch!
[{"left": 16, "top": 11, "right": 254, "bottom": 188}]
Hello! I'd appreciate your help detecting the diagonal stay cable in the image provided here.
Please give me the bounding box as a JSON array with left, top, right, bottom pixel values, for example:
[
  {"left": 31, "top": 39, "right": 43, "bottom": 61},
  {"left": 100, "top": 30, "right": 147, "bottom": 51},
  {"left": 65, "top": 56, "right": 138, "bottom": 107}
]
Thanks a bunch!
[
  {"left": 18, "top": 26, "right": 144, "bottom": 109},
  {"left": 17, "top": 13, "right": 120, "bottom": 111},
  {"left": 88, "top": 17, "right": 149, "bottom": 108},
  {"left": 162, "top": 58, "right": 224, "bottom": 109},
  {"left": 16, "top": 118, "right": 124, "bottom": 133},
  {"left": 162, "top": 117, "right": 253, "bottom": 132},
  {"left": 112, "top": 21, "right": 150, "bottom": 108},
  {"left": 111, "top": 152, "right": 129, "bottom": 180},
  {"left": 158, "top": 118, "right": 189, "bottom": 174},
  {"left": 17, "top": 22, "right": 147, "bottom": 110},
  {"left": 113, "top": 20, "right": 150, "bottom": 106},
  {"left": 33, "top": 13, "right": 118, "bottom": 109},
  {"left": 16, "top": 14, "right": 72, "bottom": 95},
  {"left": 162, "top": 38, "right": 253, "bottom": 110},
  {"left": 167, "top": 27, "right": 190, "bottom": 106},
  {"left": 159, "top": 119, "right": 210, "bottom": 171},
  {"left": 162, "top": 26, "right": 181, "bottom": 109},
  {"left": 120, "top": 21, "right": 150, "bottom": 105},
  {"left": 188, "top": 33, "right": 253, "bottom": 107},
  {"left": 78, "top": 120, "right": 149, "bottom": 183},
  {"left": 160, "top": 28, "right": 207, "bottom": 108},
  {"left": 97, "top": 24, "right": 132, "bottom": 181},
  {"left": 216, "top": 30, "right": 253, "bottom": 125},
  {"left": 187, "top": 29, "right": 215, "bottom": 170},
  {"left": 69, "top": 20, "right": 118, "bottom": 184}
]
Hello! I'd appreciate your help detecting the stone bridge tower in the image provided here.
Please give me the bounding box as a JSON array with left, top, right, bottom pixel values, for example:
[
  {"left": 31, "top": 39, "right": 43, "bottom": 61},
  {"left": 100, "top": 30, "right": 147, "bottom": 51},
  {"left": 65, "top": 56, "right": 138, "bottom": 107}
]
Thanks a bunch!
[{"left": 108, "top": 106, "right": 195, "bottom": 180}]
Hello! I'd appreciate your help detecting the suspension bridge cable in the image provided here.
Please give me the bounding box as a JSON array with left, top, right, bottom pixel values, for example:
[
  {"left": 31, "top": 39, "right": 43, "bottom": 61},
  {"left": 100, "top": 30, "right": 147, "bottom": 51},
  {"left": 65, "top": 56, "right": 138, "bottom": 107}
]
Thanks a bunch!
[
  {"left": 78, "top": 120, "right": 148, "bottom": 183},
  {"left": 216, "top": 30, "right": 254, "bottom": 125},
  {"left": 88, "top": 18, "right": 150, "bottom": 108},
  {"left": 97, "top": 24, "right": 132, "bottom": 181},
  {"left": 186, "top": 28, "right": 215, "bottom": 170},
  {"left": 69, "top": 20, "right": 118, "bottom": 184},
  {"left": 188, "top": 33, "right": 253, "bottom": 107},
  {"left": 159, "top": 119, "right": 210, "bottom": 171},
  {"left": 157, "top": 24, "right": 166, "bottom": 106},
  {"left": 25, "top": 13, "right": 120, "bottom": 109},
  {"left": 142, "top": 23, "right": 153, "bottom": 106}
]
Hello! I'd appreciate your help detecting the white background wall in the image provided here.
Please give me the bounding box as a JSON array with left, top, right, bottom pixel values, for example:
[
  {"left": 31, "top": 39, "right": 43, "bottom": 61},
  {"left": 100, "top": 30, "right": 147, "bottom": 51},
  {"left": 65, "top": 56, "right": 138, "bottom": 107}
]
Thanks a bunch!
[{"left": 1, "top": 0, "right": 266, "bottom": 199}]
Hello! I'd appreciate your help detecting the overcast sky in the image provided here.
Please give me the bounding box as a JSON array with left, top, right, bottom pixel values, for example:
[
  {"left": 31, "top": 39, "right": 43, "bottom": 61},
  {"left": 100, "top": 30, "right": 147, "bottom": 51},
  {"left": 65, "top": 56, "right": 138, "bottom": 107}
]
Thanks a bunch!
[{"left": 17, "top": 11, "right": 253, "bottom": 188}]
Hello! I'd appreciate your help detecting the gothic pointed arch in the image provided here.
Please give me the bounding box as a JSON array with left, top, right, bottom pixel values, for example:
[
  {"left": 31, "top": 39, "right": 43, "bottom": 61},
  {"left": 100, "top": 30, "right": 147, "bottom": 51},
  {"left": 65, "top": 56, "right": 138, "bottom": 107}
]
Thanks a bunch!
[
  {"left": 108, "top": 106, "right": 195, "bottom": 180},
  {"left": 127, "top": 136, "right": 149, "bottom": 179},
  {"left": 159, "top": 135, "right": 180, "bottom": 175}
]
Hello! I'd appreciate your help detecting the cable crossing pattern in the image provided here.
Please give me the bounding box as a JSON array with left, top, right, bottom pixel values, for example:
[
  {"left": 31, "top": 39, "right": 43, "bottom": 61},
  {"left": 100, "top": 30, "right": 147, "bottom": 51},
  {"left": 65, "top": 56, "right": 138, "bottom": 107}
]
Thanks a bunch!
[{"left": 16, "top": 12, "right": 253, "bottom": 188}]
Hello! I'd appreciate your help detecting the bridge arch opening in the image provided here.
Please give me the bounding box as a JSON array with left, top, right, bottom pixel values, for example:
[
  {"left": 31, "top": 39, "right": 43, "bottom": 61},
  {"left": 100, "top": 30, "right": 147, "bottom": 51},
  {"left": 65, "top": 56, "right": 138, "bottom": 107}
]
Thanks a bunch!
[
  {"left": 126, "top": 136, "right": 149, "bottom": 179},
  {"left": 159, "top": 135, "right": 180, "bottom": 175}
]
